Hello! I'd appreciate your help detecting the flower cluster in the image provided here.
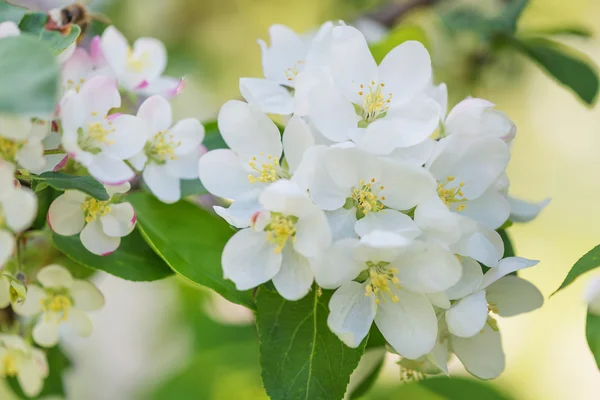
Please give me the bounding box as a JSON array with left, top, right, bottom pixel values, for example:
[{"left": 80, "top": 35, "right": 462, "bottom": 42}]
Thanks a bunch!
[{"left": 200, "top": 23, "right": 547, "bottom": 379}]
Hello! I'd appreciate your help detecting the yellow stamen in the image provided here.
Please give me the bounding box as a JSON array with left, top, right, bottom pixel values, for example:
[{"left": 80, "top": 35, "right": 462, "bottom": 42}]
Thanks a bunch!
[
  {"left": 364, "top": 262, "right": 400, "bottom": 304},
  {"left": 0, "top": 352, "right": 18, "bottom": 377},
  {"left": 357, "top": 81, "right": 392, "bottom": 124},
  {"left": 284, "top": 60, "right": 305, "bottom": 82},
  {"left": 146, "top": 130, "right": 180, "bottom": 163},
  {"left": 264, "top": 213, "right": 297, "bottom": 254},
  {"left": 0, "top": 137, "right": 20, "bottom": 161},
  {"left": 351, "top": 179, "right": 384, "bottom": 214},
  {"left": 87, "top": 121, "right": 115, "bottom": 146},
  {"left": 81, "top": 198, "right": 111, "bottom": 223},
  {"left": 41, "top": 294, "right": 72, "bottom": 322},
  {"left": 248, "top": 155, "right": 282, "bottom": 184},
  {"left": 437, "top": 176, "right": 467, "bottom": 210},
  {"left": 127, "top": 48, "right": 151, "bottom": 73}
]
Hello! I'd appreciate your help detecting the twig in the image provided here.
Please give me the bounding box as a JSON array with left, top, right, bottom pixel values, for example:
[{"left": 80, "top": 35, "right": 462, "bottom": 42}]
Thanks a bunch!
[{"left": 365, "top": 0, "right": 443, "bottom": 28}]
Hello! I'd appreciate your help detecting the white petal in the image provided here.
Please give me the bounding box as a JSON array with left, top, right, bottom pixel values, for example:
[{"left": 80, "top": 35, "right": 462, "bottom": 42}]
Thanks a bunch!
[
  {"left": 294, "top": 209, "right": 332, "bottom": 258},
  {"left": 386, "top": 139, "right": 436, "bottom": 166},
  {"left": 259, "top": 24, "right": 307, "bottom": 86},
  {"left": 167, "top": 149, "right": 203, "bottom": 179},
  {"left": 17, "top": 358, "right": 45, "bottom": 397},
  {"left": 324, "top": 146, "right": 381, "bottom": 189},
  {"left": 213, "top": 196, "right": 261, "bottom": 229},
  {"left": 459, "top": 189, "right": 510, "bottom": 230},
  {"left": 445, "top": 98, "right": 516, "bottom": 143},
  {"left": 378, "top": 41, "right": 432, "bottom": 104},
  {"left": 16, "top": 142, "right": 45, "bottom": 171},
  {"left": 328, "top": 281, "right": 376, "bottom": 348},
  {"left": 427, "top": 335, "right": 449, "bottom": 375},
  {"left": 87, "top": 154, "right": 134, "bottom": 185},
  {"left": 143, "top": 164, "right": 181, "bottom": 204},
  {"left": 107, "top": 114, "right": 147, "bottom": 159},
  {"left": 452, "top": 325, "right": 505, "bottom": 380},
  {"left": 0, "top": 230, "right": 14, "bottom": 267},
  {"left": 222, "top": 229, "right": 282, "bottom": 290},
  {"left": 78, "top": 75, "right": 120, "bottom": 117},
  {"left": 137, "top": 95, "right": 172, "bottom": 134},
  {"left": 132, "top": 37, "right": 167, "bottom": 82},
  {"left": 38, "top": 264, "right": 73, "bottom": 289},
  {"left": 445, "top": 291, "right": 488, "bottom": 338},
  {"left": 0, "top": 114, "right": 32, "bottom": 141},
  {"left": 375, "top": 289, "right": 437, "bottom": 359},
  {"left": 414, "top": 196, "right": 462, "bottom": 246},
  {"left": 426, "top": 82, "right": 448, "bottom": 120},
  {"left": 170, "top": 118, "right": 205, "bottom": 156},
  {"left": 355, "top": 209, "right": 421, "bottom": 238},
  {"left": 2, "top": 188, "right": 37, "bottom": 233},
  {"left": 0, "top": 21, "right": 20, "bottom": 38},
  {"left": 12, "top": 285, "right": 44, "bottom": 317},
  {"left": 101, "top": 26, "right": 129, "bottom": 77},
  {"left": 508, "top": 196, "right": 551, "bottom": 223},
  {"left": 485, "top": 276, "right": 543, "bottom": 317},
  {"left": 100, "top": 202, "right": 136, "bottom": 237},
  {"left": 395, "top": 243, "right": 462, "bottom": 293},
  {"left": 479, "top": 257, "right": 539, "bottom": 289},
  {"left": 326, "top": 208, "right": 358, "bottom": 242},
  {"left": 217, "top": 100, "right": 282, "bottom": 159},
  {"left": 282, "top": 115, "right": 315, "bottom": 173},
  {"left": 453, "top": 220, "right": 504, "bottom": 267},
  {"left": 331, "top": 26, "right": 378, "bottom": 104},
  {"left": 66, "top": 307, "right": 93, "bottom": 337},
  {"left": 198, "top": 149, "right": 259, "bottom": 200},
  {"left": 446, "top": 257, "right": 483, "bottom": 300},
  {"left": 138, "top": 76, "right": 185, "bottom": 98},
  {"left": 259, "top": 180, "right": 314, "bottom": 218},
  {"left": 308, "top": 83, "right": 358, "bottom": 142},
  {"left": 80, "top": 219, "right": 121, "bottom": 256},
  {"left": 272, "top": 246, "right": 314, "bottom": 301},
  {"left": 33, "top": 318, "right": 61, "bottom": 348},
  {"left": 357, "top": 231, "right": 412, "bottom": 263},
  {"left": 312, "top": 238, "right": 364, "bottom": 289},
  {"left": 239, "top": 78, "right": 295, "bottom": 115},
  {"left": 47, "top": 193, "right": 86, "bottom": 236},
  {"left": 70, "top": 280, "right": 105, "bottom": 311},
  {"left": 427, "top": 292, "right": 450, "bottom": 309},
  {"left": 306, "top": 154, "right": 348, "bottom": 210},
  {"left": 379, "top": 160, "right": 437, "bottom": 210}
]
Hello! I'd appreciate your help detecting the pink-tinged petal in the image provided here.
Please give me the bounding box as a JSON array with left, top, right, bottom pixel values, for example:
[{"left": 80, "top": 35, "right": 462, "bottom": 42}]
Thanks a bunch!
[
  {"left": 135, "top": 80, "right": 149, "bottom": 90},
  {"left": 87, "top": 154, "right": 135, "bottom": 185},
  {"left": 79, "top": 76, "right": 121, "bottom": 117},
  {"left": 105, "top": 114, "right": 147, "bottom": 159},
  {"left": 90, "top": 36, "right": 103, "bottom": 63},
  {"left": 137, "top": 76, "right": 186, "bottom": 98},
  {"left": 107, "top": 113, "right": 122, "bottom": 121},
  {"left": 61, "top": 48, "right": 93, "bottom": 92},
  {"left": 137, "top": 95, "right": 172, "bottom": 134},
  {"left": 100, "top": 202, "right": 136, "bottom": 237},
  {"left": 53, "top": 155, "right": 68, "bottom": 172},
  {"left": 100, "top": 26, "right": 129, "bottom": 76},
  {"left": 170, "top": 118, "right": 205, "bottom": 156},
  {"left": 143, "top": 164, "right": 181, "bottom": 204},
  {"left": 132, "top": 37, "right": 167, "bottom": 81},
  {"left": 47, "top": 193, "right": 85, "bottom": 236},
  {"left": 80, "top": 219, "right": 121, "bottom": 256}
]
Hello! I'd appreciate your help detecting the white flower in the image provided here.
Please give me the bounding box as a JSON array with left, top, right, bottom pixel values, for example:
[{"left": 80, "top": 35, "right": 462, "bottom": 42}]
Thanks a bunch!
[
  {"left": 584, "top": 276, "right": 600, "bottom": 316},
  {"left": 240, "top": 22, "right": 335, "bottom": 115},
  {"left": 321, "top": 231, "right": 461, "bottom": 359},
  {"left": 221, "top": 180, "right": 331, "bottom": 301},
  {"left": 428, "top": 256, "right": 543, "bottom": 379},
  {"left": 508, "top": 196, "right": 551, "bottom": 223},
  {"left": 47, "top": 183, "right": 136, "bottom": 255},
  {"left": 0, "top": 334, "right": 48, "bottom": 397},
  {"left": 13, "top": 264, "right": 105, "bottom": 348},
  {"left": 308, "top": 26, "right": 440, "bottom": 155},
  {"left": 128, "top": 95, "right": 205, "bottom": 204},
  {"left": 199, "top": 100, "right": 314, "bottom": 228},
  {"left": 100, "top": 26, "right": 184, "bottom": 97},
  {"left": 304, "top": 145, "right": 435, "bottom": 241},
  {"left": 0, "top": 114, "right": 50, "bottom": 171},
  {"left": 60, "top": 41, "right": 114, "bottom": 95},
  {"left": 60, "top": 75, "right": 146, "bottom": 184},
  {"left": 0, "top": 162, "right": 37, "bottom": 267}
]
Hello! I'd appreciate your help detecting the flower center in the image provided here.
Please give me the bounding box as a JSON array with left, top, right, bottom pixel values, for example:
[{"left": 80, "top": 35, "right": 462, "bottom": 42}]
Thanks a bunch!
[
  {"left": 264, "top": 212, "right": 298, "bottom": 254},
  {"left": 127, "top": 48, "right": 151, "bottom": 73},
  {"left": 0, "top": 137, "right": 21, "bottom": 162},
  {"left": 364, "top": 261, "right": 400, "bottom": 304},
  {"left": 1, "top": 351, "right": 19, "bottom": 377},
  {"left": 351, "top": 178, "right": 385, "bottom": 215},
  {"left": 79, "top": 117, "right": 116, "bottom": 153},
  {"left": 284, "top": 60, "right": 305, "bottom": 83},
  {"left": 486, "top": 302, "right": 500, "bottom": 331},
  {"left": 248, "top": 154, "right": 285, "bottom": 184},
  {"left": 66, "top": 77, "right": 86, "bottom": 92},
  {"left": 145, "top": 130, "right": 180, "bottom": 164},
  {"left": 41, "top": 294, "right": 72, "bottom": 321},
  {"left": 81, "top": 198, "right": 112, "bottom": 223},
  {"left": 356, "top": 81, "right": 392, "bottom": 126},
  {"left": 437, "top": 176, "right": 467, "bottom": 211}
]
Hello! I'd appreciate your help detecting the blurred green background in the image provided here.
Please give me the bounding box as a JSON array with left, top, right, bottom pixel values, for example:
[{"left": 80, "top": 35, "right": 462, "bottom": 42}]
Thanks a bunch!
[{"left": 5, "top": 0, "right": 600, "bottom": 399}]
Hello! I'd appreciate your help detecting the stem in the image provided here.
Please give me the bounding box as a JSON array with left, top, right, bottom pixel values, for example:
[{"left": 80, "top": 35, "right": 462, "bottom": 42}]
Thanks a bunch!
[
  {"left": 365, "top": 0, "right": 443, "bottom": 28},
  {"left": 44, "top": 148, "right": 66, "bottom": 155},
  {"left": 14, "top": 174, "right": 31, "bottom": 182}
]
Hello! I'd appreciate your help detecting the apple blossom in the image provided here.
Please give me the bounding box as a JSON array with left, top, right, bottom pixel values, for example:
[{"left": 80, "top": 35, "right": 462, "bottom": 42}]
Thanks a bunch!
[
  {"left": 0, "top": 334, "right": 48, "bottom": 397},
  {"left": 128, "top": 95, "right": 205, "bottom": 204},
  {"left": 13, "top": 264, "right": 105, "bottom": 348},
  {"left": 60, "top": 75, "right": 146, "bottom": 184},
  {"left": 0, "top": 114, "right": 50, "bottom": 172},
  {"left": 47, "top": 183, "right": 136, "bottom": 255},
  {"left": 222, "top": 180, "right": 331, "bottom": 301}
]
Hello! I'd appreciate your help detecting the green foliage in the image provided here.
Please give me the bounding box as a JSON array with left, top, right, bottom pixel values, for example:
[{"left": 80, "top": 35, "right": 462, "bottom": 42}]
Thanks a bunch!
[
  {"left": 418, "top": 377, "right": 512, "bottom": 400},
  {"left": 180, "top": 178, "right": 208, "bottom": 197},
  {"left": 256, "top": 287, "right": 367, "bottom": 400},
  {"left": 32, "top": 172, "right": 109, "bottom": 200},
  {"left": 8, "top": 346, "right": 71, "bottom": 399},
  {"left": 349, "top": 352, "right": 385, "bottom": 400},
  {"left": 441, "top": 0, "right": 528, "bottom": 38},
  {"left": 553, "top": 245, "right": 600, "bottom": 295},
  {"left": 53, "top": 228, "right": 173, "bottom": 281},
  {"left": 203, "top": 120, "right": 228, "bottom": 150},
  {"left": 509, "top": 37, "right": 599, "bottom": 105},
  {"left": 526, "top": 26, "right": 592, "bottom": 38},
  {"left": 128, "top": 192, "right": 255, "bottom": 310},
  {"left": 0, "top": 35, "right": 59, "bottom": 114},
  {"left": 0, "top": 1, "right": 25, "bottom": 22},
  {"left": 586, "top": 312, "right": 600, "bottom": 369},
  {"left": 370, "top": 25, "right": 428, "bottom": 64},
  {"left": 19, "top": 12, "right": 81, "bottom": 54}
]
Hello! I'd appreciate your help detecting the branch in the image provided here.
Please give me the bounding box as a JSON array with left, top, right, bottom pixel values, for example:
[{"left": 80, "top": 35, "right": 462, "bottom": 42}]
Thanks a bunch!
[{"left": 366, "top": 0, "right": 442, "bottom": 28}]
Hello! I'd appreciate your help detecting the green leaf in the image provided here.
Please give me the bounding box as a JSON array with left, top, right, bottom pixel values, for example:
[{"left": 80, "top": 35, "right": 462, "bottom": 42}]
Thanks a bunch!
[
  {"left": 31, "top": 186, "right": 60, "bottom": 230},
  {"left": 32, "top": 172, "right": 109, "bottom": 200},
  {"left": 202, "top": 120, "right": 228, "bottom": 150},
  {"left": 509, "top": 37, "right": 599, "bottom": 105},
  {"left": 127, "top": 192, "right": 255, "bottom": 310},
  {"left": 498, "top": 229, "right": 515, "bottom": 258},
  {"left": 256, "top": 287, "right": 366, "bottom": 400},
  {"left": 496, "top": 0, "right": 529, "bottom": 34},
  {"left": 0, "top": 35, "right": 59, "bottom": 114},
  {"left": 0, "top": 1, "right": 26, "bottom": 23},
  {"left": 180, "top": 179, "right": 208, "bottom": 197},
  {"left": 553, "top": 245, "right": 600, "bottom": 295},
  {"left": 524, "top": 26, "right": 592, "bottom": 38},
  {"left": 348, "top": 351, "right": 385, "bottom": 400},
  {"left": 53, "top": 228, "right": 173, "bottom": 281},
  {"left": 586, "top": 311, "right": 600, "bottom": 369},
  {"left": 19, "top": 12, "right": 81, "bottom": 54},
  {"left": 8, "top": 346, "right": 71, "bottom": 399},
  {"left": 418, "top": 377, "right": 512, "bottom": 400},
  {"left": 370, "top": 25, "right": 429, "bottom": 64}
]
